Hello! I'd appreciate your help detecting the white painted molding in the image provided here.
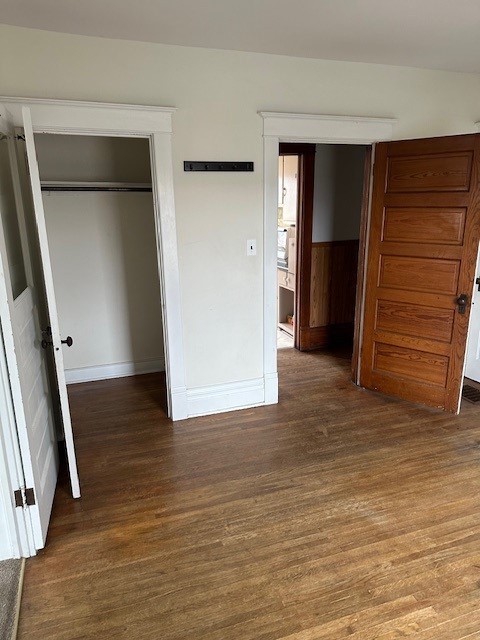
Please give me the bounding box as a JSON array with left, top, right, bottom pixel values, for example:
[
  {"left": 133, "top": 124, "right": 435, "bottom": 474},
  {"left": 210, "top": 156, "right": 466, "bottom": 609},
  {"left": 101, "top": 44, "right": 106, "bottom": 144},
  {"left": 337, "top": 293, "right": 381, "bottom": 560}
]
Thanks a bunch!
[
  {"left": 170, "top": 386, "right": 188, "bottom": 422},
  {"left": 0, "top": 97, "right": 187, "bottom": 424},
  {"left": 186, "top": 378, "right": 265, "bottom": 418},
  {"left": 264, "top": 372, "right": 279, "bottom": 405},
  {"left": 0, "top": 96, "right": 176, "bottom": 135},
  {"left": 65, "top": 358, "right": 165, "bottom": 384},
  {"left": 261, "top": 111, "right": 397, "bottom": 407},
  {"left": 259, "top": 112, "right": 397, "bottom": 143},
  {"left": 475, "top": 121, "right": 480, "bottom": 132}
]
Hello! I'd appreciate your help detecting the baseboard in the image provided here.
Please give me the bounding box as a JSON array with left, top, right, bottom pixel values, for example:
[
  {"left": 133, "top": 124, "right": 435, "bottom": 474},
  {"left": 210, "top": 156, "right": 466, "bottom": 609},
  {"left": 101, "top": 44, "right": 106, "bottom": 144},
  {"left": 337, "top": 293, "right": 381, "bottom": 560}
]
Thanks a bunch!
[
  {"left": 264, "top": 372, "right": 279, "bottom": 405},
  {"left": 186, "top": 377, "right": 265, "bottom": 418},
  {"left": 65, "top": 358, "right": 165, "bottom": 384},
  {"left": 299, "top": 323, "right": 354, "bottom": 351}
]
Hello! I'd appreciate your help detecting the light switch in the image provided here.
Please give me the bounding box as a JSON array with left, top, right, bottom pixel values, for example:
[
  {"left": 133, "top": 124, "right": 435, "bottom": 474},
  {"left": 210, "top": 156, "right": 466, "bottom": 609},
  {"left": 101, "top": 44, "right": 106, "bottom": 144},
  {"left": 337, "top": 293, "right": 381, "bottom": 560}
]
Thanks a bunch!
[{"left": 246, "top": 239, "right": 257, "bottom": 256}]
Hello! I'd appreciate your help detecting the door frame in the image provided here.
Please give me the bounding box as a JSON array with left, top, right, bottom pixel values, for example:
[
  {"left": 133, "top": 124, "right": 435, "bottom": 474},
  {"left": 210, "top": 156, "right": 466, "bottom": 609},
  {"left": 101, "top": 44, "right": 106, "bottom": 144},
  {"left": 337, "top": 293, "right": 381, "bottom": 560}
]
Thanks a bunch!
[
  {"left": 278, "top": 143, "right": 316, "bottom": 351},
  {"left": 0, "top": 96, "right": 188, "bottom": 422},
  {"left": 0, "top": 323, "right": 34, "bottom": 558},
  {"left": 260, "top": 112, "right": 397, "bottom": 403}
]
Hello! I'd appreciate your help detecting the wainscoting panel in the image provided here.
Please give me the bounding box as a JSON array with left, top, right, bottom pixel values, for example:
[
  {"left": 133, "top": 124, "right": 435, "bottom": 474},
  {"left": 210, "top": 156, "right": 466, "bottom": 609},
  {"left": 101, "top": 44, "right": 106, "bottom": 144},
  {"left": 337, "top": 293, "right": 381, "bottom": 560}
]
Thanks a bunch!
[
  {"left": 310, "top": 240, "right": 359, "bottom": 326},
  {"left": 305, "top": 239, "right": 359, "bottom": 349}
]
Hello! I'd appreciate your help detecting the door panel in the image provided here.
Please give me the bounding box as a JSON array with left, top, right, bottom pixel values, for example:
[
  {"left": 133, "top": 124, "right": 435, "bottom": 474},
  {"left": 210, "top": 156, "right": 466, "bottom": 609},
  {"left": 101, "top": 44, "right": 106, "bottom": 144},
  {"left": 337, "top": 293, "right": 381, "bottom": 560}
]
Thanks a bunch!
[
  {"left": 21, "top": 108, "right": 80, "bottom": 498},
  {"left": 360, "top": 134, "right": 480, "bottom": 412},
  {"left": 375, "top": 300, "right": 455, "bottom": 343},
  {"left": 13, "top": 288, "right": 58, "bottom": 539},
  {"left": 383, "top": 207, "right": 466, "bottom": 245},
  {"left": 0, "top": 111, "right": 59, "bottom": 549},
  {"left": 379, "top": 255, "right": 460, "bottom": 293},
  {"left": 386, "top": 152, "right": 473, "bottom": 192}
]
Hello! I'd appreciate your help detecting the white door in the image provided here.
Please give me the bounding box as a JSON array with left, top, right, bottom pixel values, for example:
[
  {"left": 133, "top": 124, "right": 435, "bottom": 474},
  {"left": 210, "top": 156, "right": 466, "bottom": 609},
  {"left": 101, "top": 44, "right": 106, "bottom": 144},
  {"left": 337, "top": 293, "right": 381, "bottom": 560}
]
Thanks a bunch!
[
  {"left": 465, "top": 247, "right": 480, "bottom": 382},
  {"left": 0, "top": 108, "right": 58, "bottom": 550},
  {"left": 20, "top": 107, "right": 80, "bottom": 499}
]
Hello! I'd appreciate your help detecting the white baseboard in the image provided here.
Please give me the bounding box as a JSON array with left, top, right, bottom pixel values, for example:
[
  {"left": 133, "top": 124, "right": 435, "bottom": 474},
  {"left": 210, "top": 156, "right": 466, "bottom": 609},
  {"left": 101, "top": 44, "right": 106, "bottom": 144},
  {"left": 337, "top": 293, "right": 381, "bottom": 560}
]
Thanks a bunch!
[
  {"left": 264, "top": 372, "right": 279, "bottom": 405},
  {"left": 65, "top": 358, "right": 165, "bottom": 384},
  {"left": 186, "top": 377, "right": 266, "bottom": 418}
]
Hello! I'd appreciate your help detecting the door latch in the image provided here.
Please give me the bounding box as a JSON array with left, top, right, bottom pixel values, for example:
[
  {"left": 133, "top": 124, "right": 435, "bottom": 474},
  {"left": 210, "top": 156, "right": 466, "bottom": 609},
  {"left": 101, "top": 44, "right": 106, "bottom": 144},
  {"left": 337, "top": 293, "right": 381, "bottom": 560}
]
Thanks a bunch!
[
  {"left": 41, "top": 326, "right": 73, "bottom": 349},
  {"left": 456, "top": 293, "right": 469, "bottom": 314},
  {"left": 41, "top": 326, "right": 53, "bottom": 349}
]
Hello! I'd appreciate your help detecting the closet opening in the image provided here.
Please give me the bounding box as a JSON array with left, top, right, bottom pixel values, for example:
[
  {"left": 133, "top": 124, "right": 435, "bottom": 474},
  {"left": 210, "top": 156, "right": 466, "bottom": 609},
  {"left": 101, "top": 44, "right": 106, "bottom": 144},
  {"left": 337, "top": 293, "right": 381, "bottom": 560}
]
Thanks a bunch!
[
  {"left": 34, "top": 133, "right": 168, "bottom": 471},
  {"left": 276, "top": 142, "right": 370, "bottom": 376}
]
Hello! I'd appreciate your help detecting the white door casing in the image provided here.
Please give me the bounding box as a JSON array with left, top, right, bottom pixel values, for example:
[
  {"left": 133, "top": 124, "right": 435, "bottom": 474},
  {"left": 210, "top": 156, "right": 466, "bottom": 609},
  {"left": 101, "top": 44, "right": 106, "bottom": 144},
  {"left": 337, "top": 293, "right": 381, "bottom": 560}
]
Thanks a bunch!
[
  {"left": 260, "top": 112, "right": 397, "bottom": 404},
  {"left": 465, "top": 244, "right": 480, "bottom": 382},
  {"left": 0, "top": 97, "right": 187, "bottom": 422}
]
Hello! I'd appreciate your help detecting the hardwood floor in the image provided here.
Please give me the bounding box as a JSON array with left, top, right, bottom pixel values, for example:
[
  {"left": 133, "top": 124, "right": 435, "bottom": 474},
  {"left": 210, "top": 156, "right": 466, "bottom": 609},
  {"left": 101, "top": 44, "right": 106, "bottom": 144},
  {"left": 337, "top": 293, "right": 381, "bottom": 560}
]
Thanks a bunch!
[{"left": 18, "top": 350, "right": 480, "bottom": 639}]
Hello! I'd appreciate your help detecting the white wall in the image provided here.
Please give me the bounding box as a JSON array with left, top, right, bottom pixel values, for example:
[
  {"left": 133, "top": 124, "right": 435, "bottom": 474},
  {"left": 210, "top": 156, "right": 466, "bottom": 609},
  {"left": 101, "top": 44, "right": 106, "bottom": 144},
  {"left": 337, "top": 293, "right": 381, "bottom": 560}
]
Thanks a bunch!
[
  {"left": 1, "top": 24, "right": 480, "bottom": 392},
  {"left": 36, "top": 135, "right": 164, "bottom": 380},
  {"left": 43, "top": 192, "right": 164, "bottom": 378},
  {"left": 312, "top": 145, "right": 367, "bottom": 243}
]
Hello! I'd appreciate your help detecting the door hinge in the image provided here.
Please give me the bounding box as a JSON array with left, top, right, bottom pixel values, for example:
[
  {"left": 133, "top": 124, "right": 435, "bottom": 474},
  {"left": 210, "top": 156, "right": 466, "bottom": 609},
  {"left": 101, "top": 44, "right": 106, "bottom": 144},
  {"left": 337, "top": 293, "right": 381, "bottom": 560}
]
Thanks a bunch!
[
  {"left": 15, "top": 133, "right": 26, "bottom": 141},
  {"left": 14, "top": 487, "right": 36, "bottom": 508}
]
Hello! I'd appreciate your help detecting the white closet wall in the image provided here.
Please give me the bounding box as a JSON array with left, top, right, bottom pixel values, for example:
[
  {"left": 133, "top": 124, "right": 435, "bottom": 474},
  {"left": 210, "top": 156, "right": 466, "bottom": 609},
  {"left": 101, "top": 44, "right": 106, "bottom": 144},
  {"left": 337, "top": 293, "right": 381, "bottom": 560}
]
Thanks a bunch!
[{"left": 36, "top": 135, "right": 165, "bottom": 383}]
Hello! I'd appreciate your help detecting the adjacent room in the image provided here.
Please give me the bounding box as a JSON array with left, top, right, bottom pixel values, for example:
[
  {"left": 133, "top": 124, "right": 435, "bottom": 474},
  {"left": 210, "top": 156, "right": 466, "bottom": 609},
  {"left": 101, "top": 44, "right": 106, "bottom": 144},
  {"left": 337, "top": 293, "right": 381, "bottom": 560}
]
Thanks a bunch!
[{"left": 276, "top": 143, "right": 368, "bottom": 380}]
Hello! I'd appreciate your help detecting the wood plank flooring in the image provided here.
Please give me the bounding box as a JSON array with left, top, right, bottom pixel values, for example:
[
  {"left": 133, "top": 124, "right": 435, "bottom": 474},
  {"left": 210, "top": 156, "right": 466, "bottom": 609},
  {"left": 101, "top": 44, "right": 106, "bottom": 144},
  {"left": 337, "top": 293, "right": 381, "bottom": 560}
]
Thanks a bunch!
[{"left": 18, "top": 349, "right": 480, "bottom": 639}]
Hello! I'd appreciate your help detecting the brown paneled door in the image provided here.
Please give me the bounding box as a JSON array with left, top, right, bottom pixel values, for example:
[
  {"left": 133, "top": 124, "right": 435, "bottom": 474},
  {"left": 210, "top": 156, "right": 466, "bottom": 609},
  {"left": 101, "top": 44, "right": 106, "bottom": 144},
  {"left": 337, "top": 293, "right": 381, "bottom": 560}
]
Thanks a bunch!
[{"left": 360, "top": 134, "right": 480, "bottom": 412}]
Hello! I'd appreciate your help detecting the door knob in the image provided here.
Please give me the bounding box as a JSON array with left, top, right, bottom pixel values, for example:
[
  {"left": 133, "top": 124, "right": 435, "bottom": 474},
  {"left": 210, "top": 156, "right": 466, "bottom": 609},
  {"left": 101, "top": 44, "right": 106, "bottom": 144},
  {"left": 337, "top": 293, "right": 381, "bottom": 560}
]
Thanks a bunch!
[
  {"left": 456, "top": 293, "right": 469, "bottom": 314},
  {"left": 40, "top": 327, "right": 73, "bottom": 349}
]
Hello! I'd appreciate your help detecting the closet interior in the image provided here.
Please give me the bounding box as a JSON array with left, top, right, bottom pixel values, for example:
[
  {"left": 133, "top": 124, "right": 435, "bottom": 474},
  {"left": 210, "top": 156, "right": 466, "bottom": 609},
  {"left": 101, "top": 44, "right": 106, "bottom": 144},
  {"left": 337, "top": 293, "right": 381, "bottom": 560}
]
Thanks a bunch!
[{"left": 35, "top": 134, "right": 166, "bottom": 399}]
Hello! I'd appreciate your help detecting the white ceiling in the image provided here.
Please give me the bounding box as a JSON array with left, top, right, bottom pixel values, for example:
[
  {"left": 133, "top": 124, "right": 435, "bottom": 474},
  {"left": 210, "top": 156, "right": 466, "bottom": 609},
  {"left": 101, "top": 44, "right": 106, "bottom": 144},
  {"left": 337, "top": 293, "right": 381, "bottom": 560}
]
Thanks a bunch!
[{"left": 2, "top": 0, "right": 480, "bottom": 74}]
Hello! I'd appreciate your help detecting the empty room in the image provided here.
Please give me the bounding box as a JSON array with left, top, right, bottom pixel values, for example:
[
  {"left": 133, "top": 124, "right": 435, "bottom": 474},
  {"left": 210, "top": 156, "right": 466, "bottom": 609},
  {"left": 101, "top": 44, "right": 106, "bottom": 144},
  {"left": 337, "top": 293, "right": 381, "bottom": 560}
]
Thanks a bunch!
[{"left": 1, "top": 2, "right": 480, "bottom": 639}]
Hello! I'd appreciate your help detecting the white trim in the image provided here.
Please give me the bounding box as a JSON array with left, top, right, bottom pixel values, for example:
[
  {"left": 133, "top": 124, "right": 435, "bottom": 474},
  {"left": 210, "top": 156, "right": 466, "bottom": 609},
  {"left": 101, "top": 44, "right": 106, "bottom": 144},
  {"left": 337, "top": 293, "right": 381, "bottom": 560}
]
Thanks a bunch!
[
  {"left": 0, "top": 96, "right": 176, "bottom": 136},
  {"left": 186, "top": 378, "right": 265, "bottom": 418},
  {"left": 260, "top": 111, "right": 397, "bottom": 404},
  {"left": 149, "top": 132, "right": 188, "bottom": 420},
  {"left": 264, "top": 372, "right": 279, "bottom": 405},
  {"left": 65, "top": 358, "right": 166, "bottom": 384},
  {"left": 0, "top": 96, "right": 188, "bottom": 424},
  {"left": 260, "top": 112, "right": 397, "bottom": 143},
  {"left": 475, "top": 122, "right": 480, "bottom": 132}
]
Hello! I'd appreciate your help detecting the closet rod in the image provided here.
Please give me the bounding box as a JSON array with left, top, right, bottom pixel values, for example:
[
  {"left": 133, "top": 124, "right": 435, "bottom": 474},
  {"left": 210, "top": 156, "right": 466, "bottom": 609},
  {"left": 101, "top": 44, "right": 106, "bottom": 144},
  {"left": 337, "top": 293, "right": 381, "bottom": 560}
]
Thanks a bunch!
[
  {"left": 40, "top": 181, "right": 152, "bottom": 193},
  {"left": 41, "top": 185, "right": 153, "bottom": 192}
]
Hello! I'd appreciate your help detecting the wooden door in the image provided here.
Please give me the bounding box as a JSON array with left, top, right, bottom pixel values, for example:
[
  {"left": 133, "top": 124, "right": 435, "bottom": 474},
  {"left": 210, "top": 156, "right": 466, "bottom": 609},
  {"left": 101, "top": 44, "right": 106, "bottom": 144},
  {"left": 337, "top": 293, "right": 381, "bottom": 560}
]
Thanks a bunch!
[
  {"left": 360, "top": 134, "right": 480, "bottom": 412},
  {"left": 0, "top": 107, "right": 59, "bottom": 549}
]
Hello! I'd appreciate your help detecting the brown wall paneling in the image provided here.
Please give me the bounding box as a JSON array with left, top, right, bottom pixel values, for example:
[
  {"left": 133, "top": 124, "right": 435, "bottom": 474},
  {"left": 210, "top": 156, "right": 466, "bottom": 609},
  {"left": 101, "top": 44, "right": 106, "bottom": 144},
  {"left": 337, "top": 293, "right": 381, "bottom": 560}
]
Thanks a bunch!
[{"left": 303, "top": 239, "right": 359, "bottom": 349}]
